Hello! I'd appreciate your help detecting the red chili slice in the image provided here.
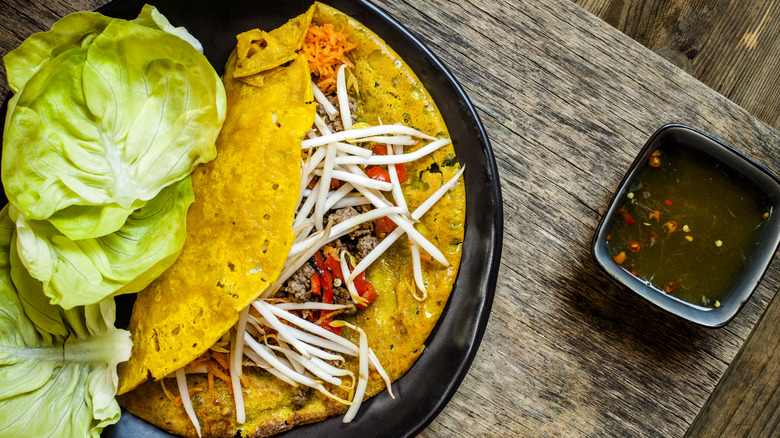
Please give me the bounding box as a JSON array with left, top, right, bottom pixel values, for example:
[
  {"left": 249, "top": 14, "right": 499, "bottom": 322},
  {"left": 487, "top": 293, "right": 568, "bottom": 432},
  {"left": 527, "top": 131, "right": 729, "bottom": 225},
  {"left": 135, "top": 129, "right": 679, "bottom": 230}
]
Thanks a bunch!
[
  {"left": 310, "top": 273, "right": 321, "bottom": 296},
  {"left": 353, "top": 272, "right": 378, "bottom": 309},
  {"left": 324, "top": 255, "right": 344, "bottom": 283},
  {"left": 321, "top": 270, "right": 333, "bottom": 304},
  {"left": 313, "top": 251, "right": 327, "bottom": 273},
  {"left": 366, "top": 166, "right": 391, "bottom": 183},
  {"left": 394, "top": 163, "right": 408, "bottom": 182},
  {"left": 374, "top": 216, "right": 397, "bottom": 238},
  {"left": 618, "top": 206, "right": 636, "bottom": 226}
]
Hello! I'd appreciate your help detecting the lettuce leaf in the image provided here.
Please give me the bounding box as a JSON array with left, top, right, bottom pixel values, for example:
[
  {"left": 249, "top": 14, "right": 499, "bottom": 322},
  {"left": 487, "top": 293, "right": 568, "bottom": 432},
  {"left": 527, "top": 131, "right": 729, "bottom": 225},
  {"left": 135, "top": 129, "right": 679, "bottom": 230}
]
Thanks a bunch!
[
  {"left": 2, "top": 7, "right": 225, "bottom": 240},
  {"left": 9, "top": 177, "right": 195, "bottom": 310},
  {"left": 0, "top": 206, "right": 132, "bottom": 437},
  {"left": 2, "top": 12, "right": 113, "bottom": 95},
  {"left": 132, "top": 4, "right": 204, "bottom": 53}
]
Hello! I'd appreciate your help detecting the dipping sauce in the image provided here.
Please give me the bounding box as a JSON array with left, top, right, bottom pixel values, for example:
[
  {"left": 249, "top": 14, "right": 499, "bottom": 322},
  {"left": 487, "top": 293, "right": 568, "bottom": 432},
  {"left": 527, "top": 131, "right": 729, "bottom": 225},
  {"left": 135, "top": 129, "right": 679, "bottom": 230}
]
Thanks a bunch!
[{"left": 605, "top": 144, "right": 771, "bottom": 308}]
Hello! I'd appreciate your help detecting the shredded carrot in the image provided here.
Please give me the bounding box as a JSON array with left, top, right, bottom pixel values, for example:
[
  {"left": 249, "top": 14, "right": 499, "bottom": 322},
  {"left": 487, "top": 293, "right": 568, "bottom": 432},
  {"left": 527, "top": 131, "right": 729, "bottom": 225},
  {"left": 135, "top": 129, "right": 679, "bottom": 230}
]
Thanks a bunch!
[
  {"left": 208, "top": 362, "right": 234, "bottom": 395},
  {"left": 208, "top": 372, "right": 215, "bottom": 392},
  {"left": 188, "top": 353, "right": 210, "bottom": 368},
  {"left": 301, "top": 23, "right": 358, "bottom": 94},
  {"left": 210, "top": 351, "right": 230, "bottom": 371}
]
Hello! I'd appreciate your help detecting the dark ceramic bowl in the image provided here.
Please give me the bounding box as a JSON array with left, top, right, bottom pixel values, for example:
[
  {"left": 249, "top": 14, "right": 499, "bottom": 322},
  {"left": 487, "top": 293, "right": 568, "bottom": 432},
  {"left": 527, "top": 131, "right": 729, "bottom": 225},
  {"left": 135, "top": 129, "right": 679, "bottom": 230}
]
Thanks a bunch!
[{"left": 592, "top": 124, "right": 780, "bottom": 327}]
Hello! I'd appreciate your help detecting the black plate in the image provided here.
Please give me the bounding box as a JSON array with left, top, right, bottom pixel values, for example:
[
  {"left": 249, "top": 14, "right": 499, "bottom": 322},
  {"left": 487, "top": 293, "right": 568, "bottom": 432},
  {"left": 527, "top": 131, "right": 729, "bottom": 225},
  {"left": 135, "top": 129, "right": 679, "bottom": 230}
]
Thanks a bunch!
[{"left": 2, "top": 1, "right": 503, "bottom": 436}]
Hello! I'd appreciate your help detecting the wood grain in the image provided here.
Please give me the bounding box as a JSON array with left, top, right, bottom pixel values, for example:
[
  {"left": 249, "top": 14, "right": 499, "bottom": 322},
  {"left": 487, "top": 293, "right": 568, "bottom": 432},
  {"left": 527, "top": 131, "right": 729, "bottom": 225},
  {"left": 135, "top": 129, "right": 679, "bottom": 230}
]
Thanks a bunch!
[
  {"left": 0, "top": 0, "right": 105, "bottom": 94},
  {"left": 686, "top": 289, "right": 780, "bottom": 437},
  {"left": 1, "top": 0, "right": 779, "bottom": 437},
  {"left": 570, "top": 2, "right": 780, "bottom": 436},
  {"left": 572, "top": 0, "right": 780, "bottom": 130},
  {"left": 372, "top": 0, "right": 780, "bottom": 436}
]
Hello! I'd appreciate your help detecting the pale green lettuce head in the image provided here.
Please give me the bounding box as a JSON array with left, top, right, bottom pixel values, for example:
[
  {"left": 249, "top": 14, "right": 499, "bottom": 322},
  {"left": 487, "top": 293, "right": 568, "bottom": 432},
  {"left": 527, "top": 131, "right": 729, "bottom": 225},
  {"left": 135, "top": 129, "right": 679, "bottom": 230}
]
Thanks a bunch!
[
  {"left": 1, "top": 5, "right": 224, "bottom": 309},
  {"left": 0, "top": 206, "right": 133, "bottom": 437},
  {"left": 2, "top": 7, "right": 225, "bottom": 240}
]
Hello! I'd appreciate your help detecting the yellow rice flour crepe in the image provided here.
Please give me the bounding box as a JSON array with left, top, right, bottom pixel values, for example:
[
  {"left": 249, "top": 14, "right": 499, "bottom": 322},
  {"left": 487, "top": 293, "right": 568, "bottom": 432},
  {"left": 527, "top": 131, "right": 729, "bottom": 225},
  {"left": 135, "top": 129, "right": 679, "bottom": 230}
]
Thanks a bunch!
[
  {"left": 117, "top": 53, "right": 315, "bottom": 394},
  {"left": 233, "top": 6, "right": 315, "bottom": 78}
]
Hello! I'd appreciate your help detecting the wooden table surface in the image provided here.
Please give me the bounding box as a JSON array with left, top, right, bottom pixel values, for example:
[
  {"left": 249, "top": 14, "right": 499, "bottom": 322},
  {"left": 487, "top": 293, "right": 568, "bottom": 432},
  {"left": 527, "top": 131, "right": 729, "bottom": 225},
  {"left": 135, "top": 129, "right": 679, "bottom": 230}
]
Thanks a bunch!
[{"left": 2, "top": 0, "right": 779, "bottom": 437}]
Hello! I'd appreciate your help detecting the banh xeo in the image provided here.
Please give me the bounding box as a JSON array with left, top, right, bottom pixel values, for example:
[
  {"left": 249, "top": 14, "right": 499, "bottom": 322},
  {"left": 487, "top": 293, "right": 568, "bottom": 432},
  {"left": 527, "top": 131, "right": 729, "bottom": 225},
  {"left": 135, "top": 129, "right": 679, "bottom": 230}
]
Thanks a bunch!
[
  {"left": 117, "top": 3, "right": 466, "bottom": 437},
  {"left": 115, "top": 29, "right": 316, "bottom": 394},
  {"left": 0, "top": 4, "right": 226, "bottom": 438}
]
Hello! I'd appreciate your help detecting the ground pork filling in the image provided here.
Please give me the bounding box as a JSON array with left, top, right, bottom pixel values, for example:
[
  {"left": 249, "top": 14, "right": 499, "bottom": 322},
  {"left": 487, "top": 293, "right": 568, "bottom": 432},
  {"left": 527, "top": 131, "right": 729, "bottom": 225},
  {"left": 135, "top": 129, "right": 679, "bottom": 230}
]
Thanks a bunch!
[
  {"left": 277, "top": 205, "right": 376, "bottom": 314},
  {"left": 318, "top": 94, "right": 358, "bottom": 132}
]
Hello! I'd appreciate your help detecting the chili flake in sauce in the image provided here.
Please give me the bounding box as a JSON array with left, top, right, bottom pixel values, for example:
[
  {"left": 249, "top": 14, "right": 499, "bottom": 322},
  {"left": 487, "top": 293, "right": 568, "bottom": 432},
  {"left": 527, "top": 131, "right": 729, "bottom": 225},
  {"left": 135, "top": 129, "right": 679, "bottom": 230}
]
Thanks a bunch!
[{"left": 605, "top": 145, "right": 771, "bottom": 308}]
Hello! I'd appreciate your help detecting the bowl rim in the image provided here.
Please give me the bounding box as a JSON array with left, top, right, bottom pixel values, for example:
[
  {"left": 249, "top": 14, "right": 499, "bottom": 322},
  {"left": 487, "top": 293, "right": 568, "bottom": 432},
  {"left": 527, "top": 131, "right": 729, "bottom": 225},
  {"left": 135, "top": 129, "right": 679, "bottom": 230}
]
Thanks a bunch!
[{"left": 591, "top": 123, "right": 780, "bottom": 327}]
